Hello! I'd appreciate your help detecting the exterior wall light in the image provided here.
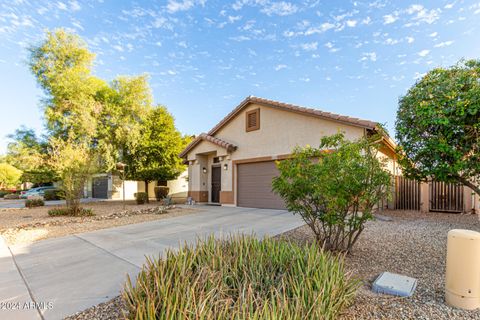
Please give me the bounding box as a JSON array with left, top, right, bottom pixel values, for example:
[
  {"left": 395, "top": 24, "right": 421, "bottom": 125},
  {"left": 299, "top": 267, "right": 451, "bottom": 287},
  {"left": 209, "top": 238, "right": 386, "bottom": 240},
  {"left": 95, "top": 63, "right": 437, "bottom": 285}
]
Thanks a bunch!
[
  {"left": 223, "top": 164, "right": 228, "bottom": 171},
  {"left": 202, "top": 167, "right": 207, "bottom": 174}
]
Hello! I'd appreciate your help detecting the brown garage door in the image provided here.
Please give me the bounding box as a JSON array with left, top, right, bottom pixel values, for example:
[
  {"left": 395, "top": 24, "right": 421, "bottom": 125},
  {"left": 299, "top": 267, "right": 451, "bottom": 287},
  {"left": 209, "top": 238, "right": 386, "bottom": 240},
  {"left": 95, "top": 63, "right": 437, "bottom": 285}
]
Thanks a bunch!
[{"left": 237, "top": 161, "right": 286, "bottom": 209}]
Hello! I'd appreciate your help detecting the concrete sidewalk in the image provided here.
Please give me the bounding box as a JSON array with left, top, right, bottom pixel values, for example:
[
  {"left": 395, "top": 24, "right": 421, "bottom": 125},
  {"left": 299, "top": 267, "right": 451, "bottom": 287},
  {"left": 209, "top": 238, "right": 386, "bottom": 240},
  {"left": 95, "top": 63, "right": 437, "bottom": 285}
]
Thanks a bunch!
[{"left": 0, "top": 206, "right": 303, "bottom": 320}]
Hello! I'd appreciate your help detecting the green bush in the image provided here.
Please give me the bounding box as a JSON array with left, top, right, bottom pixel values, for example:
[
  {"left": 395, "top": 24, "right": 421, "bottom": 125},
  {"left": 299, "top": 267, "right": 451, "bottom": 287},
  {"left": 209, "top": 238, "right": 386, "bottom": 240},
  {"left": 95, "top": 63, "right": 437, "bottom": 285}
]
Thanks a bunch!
[
  {"left": 134, "top": 192, "right": 148, "bottom": 204},
  {"left": 123, "top": 235, "right": 359, "bottom": 320},
  {"left": 273, "top": 133, "right": 391, "bottom": 253},
  {"left": 25, "top": 199, "right": 45, "bottom": 208},
  {"left": 4, "top": 193, "right": 19, "bottom": 199},
  {"left": 48, "top": 207, "right": 94, "bottom": 217},
  {"left": 154, "top": 186, "right": 169, "bottom": 201},
  {"left": 44, "top": 189, "right": 63, "bottom": 201}
]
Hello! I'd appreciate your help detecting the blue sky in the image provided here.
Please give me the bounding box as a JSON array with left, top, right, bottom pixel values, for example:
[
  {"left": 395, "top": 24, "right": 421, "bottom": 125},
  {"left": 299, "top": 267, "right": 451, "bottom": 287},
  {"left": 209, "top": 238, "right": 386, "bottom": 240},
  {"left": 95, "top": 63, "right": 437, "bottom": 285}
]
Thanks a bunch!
[{"left": 1, "top": 0, "right": 479, "bottom": 153}]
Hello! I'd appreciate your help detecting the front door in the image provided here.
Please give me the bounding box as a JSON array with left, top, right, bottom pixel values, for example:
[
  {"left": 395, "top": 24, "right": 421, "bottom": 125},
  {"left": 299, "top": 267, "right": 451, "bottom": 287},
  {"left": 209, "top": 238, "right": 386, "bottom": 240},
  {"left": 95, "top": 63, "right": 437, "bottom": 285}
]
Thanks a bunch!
[{"left": 211, "top": 166, "right": 221, "bottom": 203}]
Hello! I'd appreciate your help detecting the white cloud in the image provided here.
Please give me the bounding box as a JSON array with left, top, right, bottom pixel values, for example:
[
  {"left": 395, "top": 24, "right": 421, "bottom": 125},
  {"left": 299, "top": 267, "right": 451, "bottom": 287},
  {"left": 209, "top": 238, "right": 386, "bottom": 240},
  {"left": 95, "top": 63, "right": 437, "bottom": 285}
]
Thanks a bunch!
[
  {"left": 178, "top": 41, "right": 188, "bottom": 48},
  {"left": 361, "top": 16, "right": 372, "bottom": 25},
  {"left": 429, "top": 32, "right": 438, "bottom": 37},
  {"left": 70, "top": 0, "right": 81, "bottom": 11},
  {"left": 167, "top": 70, "right": 177, "bottom": 75},
  {"left": 167, "top": 0, "right": 197, "bottom": 13},
  {"left": 299, "top": 77, "right": 310, "bottom": 82},
  {"left": 383, "top": 13, "right": 398, "bottom": 24},
  {"left": 406, "top": 36, "right": 415, "bottom": 43},
  {"left": 346, "top": 19, "right": 357, "bottom": 27},
  {"left": 384, "top": 38, "right": 400, "bottom": 45},
  {"left": 304, "top": 22, "right": 335, "bottom": 35},
  {"left": 275, "top": 64, "right": 287, "bottom": 71},
  {"left": 444, "top": 3, "right": 454, "bottom": 9},
  {"left": 228, "top": 15, "right": 242, "bottom": 23},
  {"left": 300, "top": 41, "right": 318, "bottom": 51},
  {"left": 434, "top": 40, "right": 454, "bottom": 48},
  {"left": 360, "top": 52, "right": 377, "bottom": 62},
  {"left": 261, "top": 1, "right": 298, "bottom": 16},
  {"left": 112, "top": 45, "right": 124, "bottom": 52},
  {"left": 57, "top": 1, "right": 67, "bottom": 10},
  {"left": 417, "top": 49, "right": 430, "bottom": 57}
]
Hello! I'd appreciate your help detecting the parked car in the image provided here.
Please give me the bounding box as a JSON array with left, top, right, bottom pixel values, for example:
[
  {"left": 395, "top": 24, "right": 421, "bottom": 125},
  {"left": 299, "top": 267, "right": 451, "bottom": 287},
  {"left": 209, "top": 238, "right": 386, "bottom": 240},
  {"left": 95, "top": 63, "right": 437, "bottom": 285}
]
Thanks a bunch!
[{"left": 20, "top": 186, "right": 57, "bottom": 199}]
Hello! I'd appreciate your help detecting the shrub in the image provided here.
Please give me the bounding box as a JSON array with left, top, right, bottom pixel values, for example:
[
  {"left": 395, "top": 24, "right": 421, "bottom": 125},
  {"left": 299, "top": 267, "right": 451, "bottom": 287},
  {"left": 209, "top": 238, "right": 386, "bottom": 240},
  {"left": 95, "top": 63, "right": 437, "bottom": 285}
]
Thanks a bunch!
[
  {"left": 154, "top": 186, "right": 169, "bottom": 201},
  {"left": 4, "top": 193, "right": 20, "bottom": 199},
  {"left": 48, "top": 207, "right": 94, "bottom": 217},
  {"left": 123, "top": 235, "right": 359, "bottom": 320},
  {"left": 25, "top": 199, "right": 45, "bottom": 208},
  {"left": 134, "top": 192, "right": 148, "bottom": 205},
  {"left": 44, "top": 189, "right": 63, "bottom": 201},
  {"left": 273, "top": 133, "right": 392, "bottom": 253},
  {"left": 0, "top": 191, "right": 12, "bottom": 198}
]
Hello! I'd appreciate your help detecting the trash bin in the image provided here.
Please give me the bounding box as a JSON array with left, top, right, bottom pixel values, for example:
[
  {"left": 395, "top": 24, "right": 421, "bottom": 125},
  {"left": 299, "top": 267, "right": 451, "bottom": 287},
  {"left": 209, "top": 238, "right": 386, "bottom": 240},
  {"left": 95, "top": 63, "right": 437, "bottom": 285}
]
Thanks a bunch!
[{"left": 445, "top": 229, "right": 480, "bottom": 310}]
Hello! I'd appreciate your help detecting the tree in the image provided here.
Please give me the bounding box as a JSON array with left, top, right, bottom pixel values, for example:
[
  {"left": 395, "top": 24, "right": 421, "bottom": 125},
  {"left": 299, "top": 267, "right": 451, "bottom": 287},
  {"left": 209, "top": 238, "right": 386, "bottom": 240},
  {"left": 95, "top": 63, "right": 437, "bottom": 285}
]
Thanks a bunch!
[
  {"left": 396, "top": 59, "right": 480, "bottom": 195},
  {"left": 124, "top": 106, "right": 190, "bottom": 202},
  {"left": 0, "top": 163, "right": 22, "bottom": 189},
  {"left": 272, "top": 133, "right": 391, "bottom": 253},
  {"left": 5, "top": 127, "right": 56, "bottom": 185},
  {"left": 48, "top": 137, "right": 98, "bottom": 213},
  {"left": 29, "top": 29, "right": 106, "bottom": 141}
]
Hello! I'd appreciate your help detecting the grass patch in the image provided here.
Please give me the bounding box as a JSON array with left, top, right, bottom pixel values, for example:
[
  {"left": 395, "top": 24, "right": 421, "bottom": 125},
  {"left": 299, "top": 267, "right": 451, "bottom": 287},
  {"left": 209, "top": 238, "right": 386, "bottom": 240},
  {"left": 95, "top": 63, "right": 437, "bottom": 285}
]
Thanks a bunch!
[
  {"left": 48, "top": 207, "right": 94, "bottom": 217},
  {"left": 123, "top": 235, "right": 359, "bottom": 320}
]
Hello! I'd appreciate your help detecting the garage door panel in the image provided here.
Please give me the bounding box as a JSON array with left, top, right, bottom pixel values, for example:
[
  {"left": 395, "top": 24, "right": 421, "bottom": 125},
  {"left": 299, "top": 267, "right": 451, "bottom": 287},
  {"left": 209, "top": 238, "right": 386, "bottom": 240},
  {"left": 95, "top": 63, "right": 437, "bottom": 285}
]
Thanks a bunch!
[{"left": 237, "top": 161, "right": 286, "bottom": 210}]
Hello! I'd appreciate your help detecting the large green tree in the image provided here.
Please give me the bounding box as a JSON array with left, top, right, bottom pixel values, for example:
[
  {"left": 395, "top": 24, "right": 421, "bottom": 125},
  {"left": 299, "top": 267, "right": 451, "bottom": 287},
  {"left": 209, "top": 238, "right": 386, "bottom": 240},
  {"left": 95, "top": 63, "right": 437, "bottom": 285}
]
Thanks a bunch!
[
  {"left": 124, "top": 106, "right": 190, "bottom": 202},
  {"left": 27, "top": 29, "right": 189, "bottom": 208},
  {"left": 396, "top": 59, "right": 480, "bottom": 195}
]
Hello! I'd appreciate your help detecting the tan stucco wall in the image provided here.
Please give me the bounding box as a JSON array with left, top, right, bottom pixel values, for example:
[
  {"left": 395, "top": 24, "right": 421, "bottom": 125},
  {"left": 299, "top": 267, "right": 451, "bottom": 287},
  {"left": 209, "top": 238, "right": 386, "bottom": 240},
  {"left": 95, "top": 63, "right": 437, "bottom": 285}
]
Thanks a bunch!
[
  {"left": 185, "top": 103, "right": 396, "bottom": 206},
  {"left": 215, "top": 103, "right": 366, "bottom": 161}
]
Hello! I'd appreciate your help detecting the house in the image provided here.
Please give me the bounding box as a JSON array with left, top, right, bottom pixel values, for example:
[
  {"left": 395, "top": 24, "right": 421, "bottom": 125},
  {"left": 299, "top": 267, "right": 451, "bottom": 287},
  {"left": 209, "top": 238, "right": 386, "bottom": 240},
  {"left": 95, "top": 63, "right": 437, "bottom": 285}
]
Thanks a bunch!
[
  {"left": 84, "top": 170, "right": 188, "bottom": 202},
  {"left": 179, "top": 96, "right": 397, "bottom": 209}
]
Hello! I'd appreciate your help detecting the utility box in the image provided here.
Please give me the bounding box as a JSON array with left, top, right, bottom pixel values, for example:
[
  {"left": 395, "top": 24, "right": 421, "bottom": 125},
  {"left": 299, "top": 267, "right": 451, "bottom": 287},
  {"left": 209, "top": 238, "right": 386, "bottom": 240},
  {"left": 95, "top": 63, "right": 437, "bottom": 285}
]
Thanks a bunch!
[{"left": 445, "top": 229, "right": 480, "bottom": 310}]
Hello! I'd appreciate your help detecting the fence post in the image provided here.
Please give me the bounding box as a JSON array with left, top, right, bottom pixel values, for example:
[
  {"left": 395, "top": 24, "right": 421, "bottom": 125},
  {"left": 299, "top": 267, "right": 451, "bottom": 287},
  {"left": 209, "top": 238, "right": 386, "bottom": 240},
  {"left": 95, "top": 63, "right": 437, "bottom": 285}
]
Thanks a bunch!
[
  {"left": 464, "top": 186, "right": 473, "bottom": 214},
  {"left": 420, "top": 182, "right": 429, "bottom": 213}
]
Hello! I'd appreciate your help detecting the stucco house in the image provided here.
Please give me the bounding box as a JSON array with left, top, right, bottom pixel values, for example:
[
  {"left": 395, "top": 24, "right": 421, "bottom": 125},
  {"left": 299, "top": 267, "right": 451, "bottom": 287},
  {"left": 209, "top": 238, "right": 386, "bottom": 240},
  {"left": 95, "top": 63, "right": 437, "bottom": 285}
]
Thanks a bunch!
[{"left": 179, "top": 96, "right": 397, "bottom": 209}]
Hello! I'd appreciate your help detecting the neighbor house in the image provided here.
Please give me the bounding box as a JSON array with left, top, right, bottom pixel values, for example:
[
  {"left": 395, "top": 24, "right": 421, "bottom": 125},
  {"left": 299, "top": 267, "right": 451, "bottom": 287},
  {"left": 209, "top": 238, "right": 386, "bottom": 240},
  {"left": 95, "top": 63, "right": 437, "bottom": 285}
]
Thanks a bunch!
[
  {"left": 179, "top": 96, "right": 397, "bottom": 209},
  {"left": 84, "top": 170, "right": 188, "bottom": 202}
]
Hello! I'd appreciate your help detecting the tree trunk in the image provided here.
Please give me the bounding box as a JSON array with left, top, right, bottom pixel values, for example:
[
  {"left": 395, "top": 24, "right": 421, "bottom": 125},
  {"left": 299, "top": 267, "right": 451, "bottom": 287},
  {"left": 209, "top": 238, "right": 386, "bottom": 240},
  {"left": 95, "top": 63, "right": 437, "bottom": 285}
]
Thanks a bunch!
[
  {"left": 457, "top": 176, "right": 480, "bottom": 197},
  {"left": 144, "top": 180, "right": 150, "bottom": 203}
]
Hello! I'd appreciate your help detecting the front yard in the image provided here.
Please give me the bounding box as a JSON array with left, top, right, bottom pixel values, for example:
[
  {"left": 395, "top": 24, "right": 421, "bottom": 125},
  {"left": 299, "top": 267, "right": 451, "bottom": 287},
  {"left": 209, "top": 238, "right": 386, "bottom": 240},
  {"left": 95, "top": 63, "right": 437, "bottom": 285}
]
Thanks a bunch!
[
  {"left": 281, "top": 210, "right": 480, "bottom": 319},
  {"left": 65, "top": 209, "right": 480, "bottom": 320},
  {"left": 0, "top": 200, "right": 197, "bottom": 246}
]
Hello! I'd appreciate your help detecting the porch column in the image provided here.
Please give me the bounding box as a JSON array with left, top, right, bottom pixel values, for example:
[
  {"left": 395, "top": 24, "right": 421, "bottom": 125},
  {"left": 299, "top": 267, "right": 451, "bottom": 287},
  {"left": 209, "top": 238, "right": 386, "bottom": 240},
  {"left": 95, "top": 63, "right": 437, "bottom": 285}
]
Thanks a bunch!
[{"left": 464, "top": 187, "right": 473, "bottom": 214}]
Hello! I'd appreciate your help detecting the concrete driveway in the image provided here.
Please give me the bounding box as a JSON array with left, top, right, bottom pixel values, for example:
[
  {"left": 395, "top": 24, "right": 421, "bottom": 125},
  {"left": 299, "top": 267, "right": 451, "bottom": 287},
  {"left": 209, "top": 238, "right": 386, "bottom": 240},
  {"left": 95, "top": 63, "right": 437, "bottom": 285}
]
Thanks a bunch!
[{"left": 0, "top": 205, "right": 303, "bottom": 320}]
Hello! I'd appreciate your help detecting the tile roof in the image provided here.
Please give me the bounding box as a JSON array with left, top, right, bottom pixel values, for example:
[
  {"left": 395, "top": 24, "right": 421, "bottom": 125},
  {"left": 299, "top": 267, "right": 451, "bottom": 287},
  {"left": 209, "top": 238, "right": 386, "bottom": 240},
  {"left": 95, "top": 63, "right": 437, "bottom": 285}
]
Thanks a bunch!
[
  {"left": 179, "top": 133, "right": 237, "bottom": 158},
  {"left": 208, "top": 96, "right": 378, "bottom": 136}
]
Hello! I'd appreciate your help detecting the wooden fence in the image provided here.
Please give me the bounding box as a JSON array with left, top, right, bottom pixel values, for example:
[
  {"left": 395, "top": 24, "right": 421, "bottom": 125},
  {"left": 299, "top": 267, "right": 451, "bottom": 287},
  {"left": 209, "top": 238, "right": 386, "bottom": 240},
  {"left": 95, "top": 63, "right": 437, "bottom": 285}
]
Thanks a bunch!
[
  {"left": 429, "top": 181, "right": 464, "bottom": 213},
  {"left": 395, "top": 176, "right": 421, "bottom": 210}
]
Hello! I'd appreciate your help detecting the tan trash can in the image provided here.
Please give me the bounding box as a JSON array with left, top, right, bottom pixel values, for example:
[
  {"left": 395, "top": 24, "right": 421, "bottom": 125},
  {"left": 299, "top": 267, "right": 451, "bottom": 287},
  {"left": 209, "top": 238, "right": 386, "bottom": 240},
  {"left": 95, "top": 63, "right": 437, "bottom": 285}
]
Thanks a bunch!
[{"left": 445, "top": 229, "right": 480, "bottom": 310}]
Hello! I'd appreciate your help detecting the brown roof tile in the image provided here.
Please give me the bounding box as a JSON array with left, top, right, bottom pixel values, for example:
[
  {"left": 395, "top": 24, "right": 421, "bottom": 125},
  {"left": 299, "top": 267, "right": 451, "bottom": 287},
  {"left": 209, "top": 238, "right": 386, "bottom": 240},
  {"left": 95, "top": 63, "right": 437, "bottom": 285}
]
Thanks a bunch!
[{"left": 179, "top": 133, "right": 237, "bottom": 158}]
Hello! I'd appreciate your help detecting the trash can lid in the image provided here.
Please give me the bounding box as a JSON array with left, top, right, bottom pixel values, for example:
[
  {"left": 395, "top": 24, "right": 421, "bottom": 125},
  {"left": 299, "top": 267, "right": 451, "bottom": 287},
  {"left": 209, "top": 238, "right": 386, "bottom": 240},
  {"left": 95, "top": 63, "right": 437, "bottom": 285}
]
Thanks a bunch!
[{"left": 448, "top": 229, "right": 480, "bottom": 239}]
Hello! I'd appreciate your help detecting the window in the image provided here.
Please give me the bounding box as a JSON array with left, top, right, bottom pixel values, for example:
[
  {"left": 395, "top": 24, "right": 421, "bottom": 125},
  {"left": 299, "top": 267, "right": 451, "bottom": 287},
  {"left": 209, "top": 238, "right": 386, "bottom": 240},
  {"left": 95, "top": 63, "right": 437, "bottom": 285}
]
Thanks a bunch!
[
  {"left": 213, "top": 157, "right": 220, "bottom": 163},
  {"left": 246, "top": 108, "right": 260, "bottom": 132}
]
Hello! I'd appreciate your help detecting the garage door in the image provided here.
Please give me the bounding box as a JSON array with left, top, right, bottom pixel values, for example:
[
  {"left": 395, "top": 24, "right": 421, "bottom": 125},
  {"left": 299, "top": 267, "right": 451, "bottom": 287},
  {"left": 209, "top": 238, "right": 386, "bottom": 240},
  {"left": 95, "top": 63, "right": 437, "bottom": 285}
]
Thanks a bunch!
[
  {"left": 92, "top": 177, "right": 108, "bottom": 199},
  {"left": 237, "top": 161, "right": 286, "bottom": 209}
]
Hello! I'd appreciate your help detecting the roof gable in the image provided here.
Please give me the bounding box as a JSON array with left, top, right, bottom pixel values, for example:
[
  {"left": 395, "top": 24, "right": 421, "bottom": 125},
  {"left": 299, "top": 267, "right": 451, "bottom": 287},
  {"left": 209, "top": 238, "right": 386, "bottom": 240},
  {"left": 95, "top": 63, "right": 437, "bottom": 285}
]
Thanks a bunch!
[{"left": 208, "top": 96, "right": 379, "bottom": 136}]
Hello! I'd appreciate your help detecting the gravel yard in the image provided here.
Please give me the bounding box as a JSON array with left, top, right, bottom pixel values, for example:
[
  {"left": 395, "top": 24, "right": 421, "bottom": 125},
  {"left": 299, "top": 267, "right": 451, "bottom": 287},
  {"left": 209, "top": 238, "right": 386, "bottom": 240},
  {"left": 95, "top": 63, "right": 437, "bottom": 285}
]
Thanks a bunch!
[
  {"left": 280, "top": 210, "right": 480, "bottom": 319},
  {"left": 0, "top": 200, "right": 197, "bottom": 246},
  {"left": 66, "top": 209, "right": 480, "bottom": 320}
]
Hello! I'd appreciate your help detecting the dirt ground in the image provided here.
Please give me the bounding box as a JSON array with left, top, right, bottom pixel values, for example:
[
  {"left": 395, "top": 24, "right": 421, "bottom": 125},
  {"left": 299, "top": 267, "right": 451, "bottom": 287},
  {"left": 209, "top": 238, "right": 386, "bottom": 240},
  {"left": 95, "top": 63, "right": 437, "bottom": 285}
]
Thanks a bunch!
[
  {"left": 280, "top": 210, "right": 480, "bottom": 319},
  {"left": 0, "top": 200, "right": 198, "bottom": 246}
]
